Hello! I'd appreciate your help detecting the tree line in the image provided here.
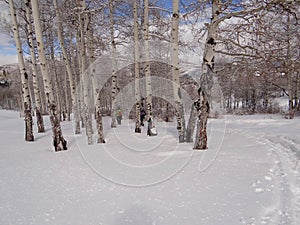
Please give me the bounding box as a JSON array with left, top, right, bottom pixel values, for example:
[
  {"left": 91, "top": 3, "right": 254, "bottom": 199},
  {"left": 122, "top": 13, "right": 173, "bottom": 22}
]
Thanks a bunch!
[{"left": 0, "top": 0, "right": 299, "bottom": 151}]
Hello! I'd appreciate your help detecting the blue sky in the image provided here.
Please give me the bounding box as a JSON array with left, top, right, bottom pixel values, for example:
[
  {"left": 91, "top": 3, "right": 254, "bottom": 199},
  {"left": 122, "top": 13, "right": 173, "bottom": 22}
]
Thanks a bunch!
[
  {"left": 0, "top": 33, "right": 17, "bottom": 66},
  {"left": 0, "top": 0, "right": 168, "bottom": 66},
  {"left": 0, "top": 0, "right": 201, "bottom": 66},
  {"left": 0, "top": 1, "right": 17, "bottom": 66}
]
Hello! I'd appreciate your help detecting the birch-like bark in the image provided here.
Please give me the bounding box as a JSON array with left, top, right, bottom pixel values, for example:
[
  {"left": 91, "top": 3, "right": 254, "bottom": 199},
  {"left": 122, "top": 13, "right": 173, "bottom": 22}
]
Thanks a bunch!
[
  {"left": 193, "top": 0, "right": 218, "bottom": 149},
  {"left": 171, "top": 0, "right": 185, "bottom": 142},
  {"left": 109, "top": 0, "right": 117, "bottom": 128},
  {"left": 50, "top": 43, "right": 64, "bottom": 121},
  {"left": 31, "top": 0, "right": 67, "bottom": 151},
  {"left": 287, "top": 70, "right": 294, "bottom": 118},
  {"left": 194, "top": 89, "right": 210, "bottom": 149},
  {"left": 286, "top": 13, "right": 295, "bottom": 119},
  {"left": 295, "top": 73, "right": 299, "bottom": 111},
  {"left": 74, "top": 89, "right": 81, "bottom": 133},
  {"left": 53, "top": 0, "right": 77, "bottom": 123},
  {"left": 77, "top": 0, "right": 93, "bottom": 144},
  {"left": 144, "top": 0, "right": 156, "bottom": 135},
  {"left": 133, "top": 0, "right": 141, "bottom": 133},
  {"left": 86, "top": 16, "right": 95, "bottom": 65},
  {"left": 74, "top": 32, "right": 82, "bottom": 134},
  {"left": 25, "top": 0, "right": 45, "bottom": 133},
  {"left": 91, "top": 73, "right": 105, "bottom": 143},
  {"left": 64, "top": 70, "right": 71, "bottom": 121},
  {"left": 185, "top": 104, "right": 197, "bottom": 142},
  {"left": 9, "top": 0, "right": 34, "bottom": 141}
]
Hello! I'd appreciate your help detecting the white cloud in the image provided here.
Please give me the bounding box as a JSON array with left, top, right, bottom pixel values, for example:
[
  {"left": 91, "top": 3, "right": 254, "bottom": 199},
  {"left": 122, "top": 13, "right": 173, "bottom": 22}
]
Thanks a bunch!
[
  {"left": 0, "top": 0, "right": 12, "bottom": 43},
  {"left": 0, "top": 33, "right": 13, "bottom": 46},
  {"left": 0, "top": 1, "right": 9, "bottom": 16},
  {"left": 0, "top": 2, "right": 16, "bottom": 66},
  {"left": 0, "top": 53, "right": 17, "bottom": 66},
  {"left": 0, "top": 33, "right": 17, "bottom": 66}
]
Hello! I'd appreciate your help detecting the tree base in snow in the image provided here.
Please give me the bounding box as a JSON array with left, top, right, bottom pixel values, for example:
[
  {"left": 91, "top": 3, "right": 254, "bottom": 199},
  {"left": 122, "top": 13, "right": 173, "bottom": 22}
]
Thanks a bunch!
[
  {"left": 147, "top": 118, "right": 158, "bottom": 136},
  {"left": 25, "top": 109, "right": 34, "bottom": 142},
  {"left": 36, "top": 109, "right": 45, "bottom": 133},
  {"left": 147, "top": 127, "right": 158, "bottom": 136},
  {"left": 97, "top": 139, "right": 105, "bottom": 144},
  {"left": 193, "top": 88, "right": 209, "bottom": 150},
  {"left": 193, "top": 127, "right": 208, "bottom": 150},
  {"left": 54, "top": 137, "right": 67, "bottom": 151},
  {"left": 96, "top": 110, "right": 105, "bottom": 144},
  {"left": 193, "top": 146, "right": 208, "bottom": 150}
]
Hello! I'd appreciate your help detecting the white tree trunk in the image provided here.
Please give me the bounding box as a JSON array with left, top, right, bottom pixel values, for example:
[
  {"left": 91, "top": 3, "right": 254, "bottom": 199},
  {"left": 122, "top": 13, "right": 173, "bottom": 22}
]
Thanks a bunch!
[
  {"left": 74, "top": 32, "right": 82, "bottom": 134},
  {"left": 295, "top": 73, "right": 299, "bottom": 111},
  {"left": 9, "top": 0, "right": 34, "bottom": 142},
  {"left": 194, "top": 0, "right": 219, "bottom": 150},
  {"left": 171, "top": 0, "right": 185, "bottom": 142},
  {"left": 49, "top": 44, "right": 63, "bottom": 121},
  {"left": 144, "top": 0, "right": 156, "bottom": 136},
  {"left": 63, "top": 70, "right": 71, "bottom": 121},
  {"left": 185, "top": 104, "right": 197, "bottom": 142},
  {"left": 286, "top": 13, "right": 295, "bottom": 119},
  {"left": 86, "top": 19, "right": 95, "bottom": 65},
  {"left": 53, "top": 0, "right": 77, "bottom": 122},
  {"left": 194, "top": 89, "right": 210, "bottom": 149},
  {"left": 31, "top": 0, "right": 67, "bottom": 151},
  {"left": 74, "top": 85, "right": 81, "bottom": 133},
  {"left": 109, "top": 0, "right": 117, "bottom": 128},
  {"left": 77, "top": 0, "right": 93, "bottom": 144},
  {"left": 25, "top": 0, "right": 45, "bottom": 133},
  {"left": 91, "top": 73, "right": 105, "bottom": 143},
  {"left": 133, "top": 0, "right": 141, "bottom": 133}
]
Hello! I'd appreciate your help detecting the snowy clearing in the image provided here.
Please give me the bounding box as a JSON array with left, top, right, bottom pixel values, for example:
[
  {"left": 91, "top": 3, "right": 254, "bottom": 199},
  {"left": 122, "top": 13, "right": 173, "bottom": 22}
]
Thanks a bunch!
[{"left": 0, "top": 110, "right": 299, "bottom": 225}]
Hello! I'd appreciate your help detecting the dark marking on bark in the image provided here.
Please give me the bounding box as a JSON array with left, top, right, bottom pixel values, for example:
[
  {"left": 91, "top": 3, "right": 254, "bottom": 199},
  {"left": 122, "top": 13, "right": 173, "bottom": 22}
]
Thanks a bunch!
[
  {"left": 178, "top": 88, "right": 181, "bottom": 99},
  {"left": 207, "top": 37, "right": 216, "bottom": 45},
  {"left": 173, "top": 13, "right": 179, "bottom": 19},
  {"left": 211, "top": 57, "right": 215, "bottom": 70}
]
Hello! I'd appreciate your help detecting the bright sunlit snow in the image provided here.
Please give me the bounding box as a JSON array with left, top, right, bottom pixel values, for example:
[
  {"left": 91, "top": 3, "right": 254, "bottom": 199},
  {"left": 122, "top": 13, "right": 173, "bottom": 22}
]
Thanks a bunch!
[{"left": 0, "top": 110, "right": 299, "bottom": 225}]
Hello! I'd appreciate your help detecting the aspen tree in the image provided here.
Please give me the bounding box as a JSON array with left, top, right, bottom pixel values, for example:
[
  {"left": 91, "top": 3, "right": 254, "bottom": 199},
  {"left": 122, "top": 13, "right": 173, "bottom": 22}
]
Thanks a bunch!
[
  {"left": 91, "top": 70, "right": 105, "bottom": 143},
  {"left": 171, "top": 0, "right": 185, "bottom": 142},
  {"left": 9, "top": 0, "right": 34, "bottom": 141},
  {"left": 53, "top": 0, "right": 78, "bottom": 124},
  {"left": 31, "top": 0, "right": 67, "bottom": 151},
  {"left": 144, "top": 0, "right": 156, "bottom": 136},
  {"left": 25, "top": 0, "right": 44, "bottom": 133},
  {"left": 109, "top": 0, "right": 118, "bottom": 128},
  {"left": 194, "top": 0, "right": 218, "bottom": 149},
  {"left": 133, "top": 0, "right": 141, "bottom": 133},
  {"left": 76, "top": 0, "right": 93, "bottom": 144}
]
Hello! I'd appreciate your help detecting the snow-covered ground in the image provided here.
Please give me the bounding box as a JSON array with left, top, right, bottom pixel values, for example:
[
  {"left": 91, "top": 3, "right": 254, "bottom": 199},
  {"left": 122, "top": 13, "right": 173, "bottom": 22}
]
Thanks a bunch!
[{"left": 0, "top": 110, "right": 299, "bottom": 225}]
